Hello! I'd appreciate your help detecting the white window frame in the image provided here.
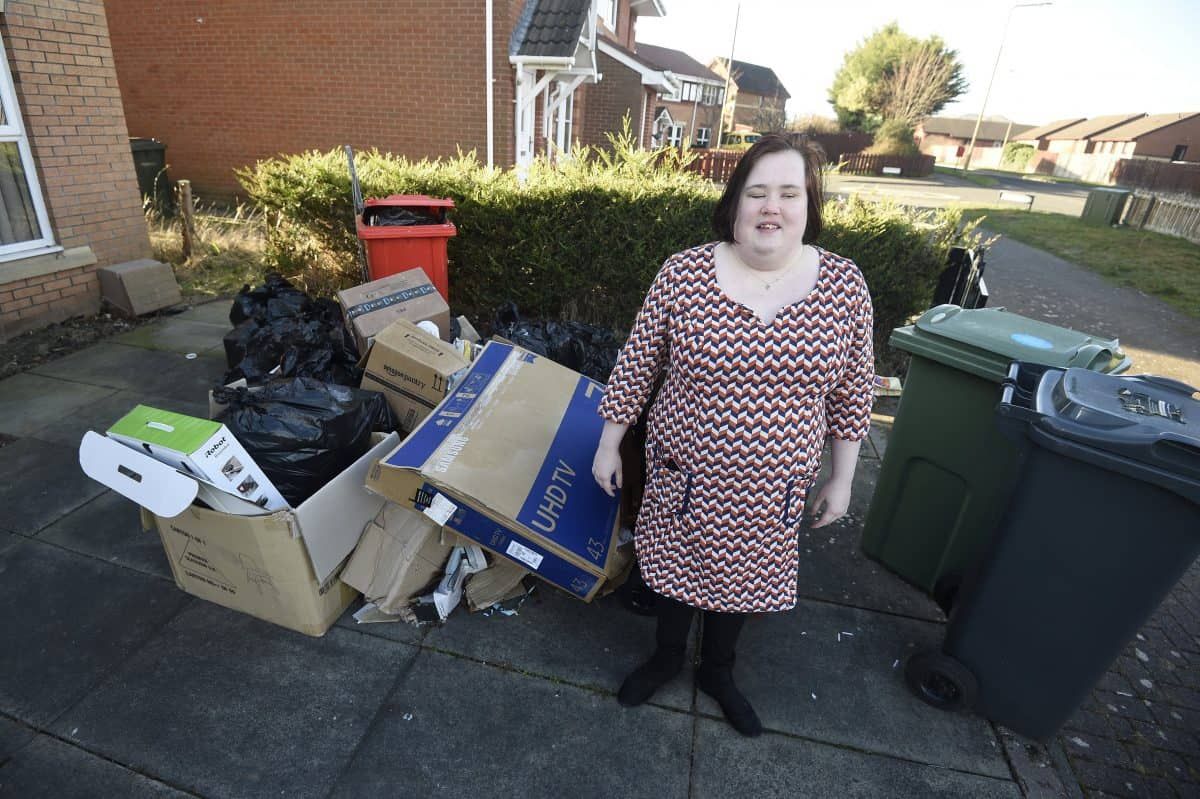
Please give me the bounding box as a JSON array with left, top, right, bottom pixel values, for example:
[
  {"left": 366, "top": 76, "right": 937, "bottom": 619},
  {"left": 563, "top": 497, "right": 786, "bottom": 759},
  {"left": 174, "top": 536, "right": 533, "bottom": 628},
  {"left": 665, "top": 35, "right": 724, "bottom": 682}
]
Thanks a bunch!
[
  {"left": 0, "top": 35, "right": 55, "bottom": 262},
  {"left": 598, "top": 0, "right": 618, "bottom": 32},
  {"left": 666, "top": 122, "right": 684, "bottom": 148},
  {"left": 694, "top": 127, "right": 711, "bottom": 147}
]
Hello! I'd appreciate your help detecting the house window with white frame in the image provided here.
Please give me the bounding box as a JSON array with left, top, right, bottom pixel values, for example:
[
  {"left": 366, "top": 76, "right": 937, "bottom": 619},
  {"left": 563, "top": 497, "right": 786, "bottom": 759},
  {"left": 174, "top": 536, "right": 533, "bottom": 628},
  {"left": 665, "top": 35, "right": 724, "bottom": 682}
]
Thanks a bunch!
[
  {"left": 702, "top": 84, "right": 723, "bottom": 106},
  {"left": 598, "top": 0, "right": 618, "bottom": 33},
  {"left": 666, "top": 123, "right": 684, "bottom": 148},
  {"left": 694, "top": 127, "right": 711, "bottom": 148},
  {"left": 682, "top": 82, "right": 699, "bottom": 102},
  {"left": 0, "top": 36, "right": 54, "bottom": 260}
]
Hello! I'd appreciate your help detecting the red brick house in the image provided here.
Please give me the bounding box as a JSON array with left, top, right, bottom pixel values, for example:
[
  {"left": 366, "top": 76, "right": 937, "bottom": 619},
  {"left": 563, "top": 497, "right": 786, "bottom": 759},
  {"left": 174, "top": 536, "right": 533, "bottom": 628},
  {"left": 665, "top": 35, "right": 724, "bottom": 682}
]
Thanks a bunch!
[
  {"left": 709, "top": 57, "right": 788, "bottom": 134},
  {"left": 1089, "top": 113, "right": 1200, "bottom": 163},
  {"left": 635, "top": 42, "right": 724, "bottom": 149},
  {"left": 105, "top": 0, "right": 669, "bottom": 198},
  {"left": 0, "top": 1, "right": 150, "bottom": 340},
  {"left": 914, "top": 116, "right": 1034, "bottom": 166}
]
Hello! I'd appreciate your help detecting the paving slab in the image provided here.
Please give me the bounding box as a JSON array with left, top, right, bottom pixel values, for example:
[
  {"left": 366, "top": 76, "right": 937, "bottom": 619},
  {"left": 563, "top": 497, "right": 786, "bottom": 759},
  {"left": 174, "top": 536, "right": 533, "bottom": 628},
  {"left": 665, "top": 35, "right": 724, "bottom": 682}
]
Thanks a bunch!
[
  {"left": 0, "top": 715, "right": 35, "bottom": 763},
  {"left": 690, "top": 717, "right": 1021, "bottom": 798},
  {"left": 423, "top": 587, "right": 698, "bottom": 712},
  {"left": 27, "top": 389, "right": 208, "bottom": 449},
  {"left": 38, "top": 491, "right": 172, "bottom": 580},
  {"left": 696, "top": 598, "right": 1009, "bottom": 777},
  {"left": 0, "top": 540, "right": 189, "bottom": 727},
  {"left": 30, "top": 343, "right": 228, "bottom": 403},
  {"left": 54, "top": 602, "right": 411, "bottom": 799},
  {"left": 331, "top": 648, "right": 693, "bottom": 799},
  {"left": 0, "top": 373, "right": 118, "bottom": 437},
  {"left": 112, "top": 317, "right": 229, "bottom": 355},
  {"left": 0, "top": 734, "right": 190, "bottom": 798},
  {"left": 172, "top": 299, "right": 234, "bottom": 327},
  {"left": 0, "top": 438, "right": 107, "bottom": 535}
]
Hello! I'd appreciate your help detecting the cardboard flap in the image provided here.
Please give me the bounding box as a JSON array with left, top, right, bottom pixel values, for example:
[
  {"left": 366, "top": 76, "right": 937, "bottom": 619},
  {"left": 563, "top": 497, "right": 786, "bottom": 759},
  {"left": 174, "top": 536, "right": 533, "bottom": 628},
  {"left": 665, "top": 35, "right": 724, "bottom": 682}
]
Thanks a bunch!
[
  {"left": 79, "top": 431, "right": 198, "bottom": 517},
  {"left": 294, "top": 432, "right": 400, "bottom": 584}
]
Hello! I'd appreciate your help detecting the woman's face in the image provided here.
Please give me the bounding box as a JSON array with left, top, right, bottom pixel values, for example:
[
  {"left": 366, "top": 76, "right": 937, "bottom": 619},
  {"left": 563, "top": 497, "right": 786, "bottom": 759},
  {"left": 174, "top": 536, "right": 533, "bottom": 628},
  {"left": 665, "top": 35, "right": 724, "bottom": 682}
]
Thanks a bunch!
[{"left": 732, "top": 149, "right": 809, "bottom": 261}]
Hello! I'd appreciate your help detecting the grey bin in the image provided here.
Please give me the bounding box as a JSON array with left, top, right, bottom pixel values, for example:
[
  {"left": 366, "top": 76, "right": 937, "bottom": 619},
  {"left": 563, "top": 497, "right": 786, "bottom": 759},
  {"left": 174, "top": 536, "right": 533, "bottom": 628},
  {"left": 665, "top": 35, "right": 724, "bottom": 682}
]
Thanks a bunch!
[{"left": 1080, "top": 187, "right": 1131, "bottom": 226}]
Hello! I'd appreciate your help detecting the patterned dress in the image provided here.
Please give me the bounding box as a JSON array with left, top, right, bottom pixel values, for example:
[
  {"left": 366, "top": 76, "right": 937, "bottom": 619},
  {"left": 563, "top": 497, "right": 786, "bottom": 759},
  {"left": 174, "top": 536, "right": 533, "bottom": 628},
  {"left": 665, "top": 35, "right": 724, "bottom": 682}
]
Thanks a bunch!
[{"left": 598, "top": 243, "right": 875, "bottom": 612}]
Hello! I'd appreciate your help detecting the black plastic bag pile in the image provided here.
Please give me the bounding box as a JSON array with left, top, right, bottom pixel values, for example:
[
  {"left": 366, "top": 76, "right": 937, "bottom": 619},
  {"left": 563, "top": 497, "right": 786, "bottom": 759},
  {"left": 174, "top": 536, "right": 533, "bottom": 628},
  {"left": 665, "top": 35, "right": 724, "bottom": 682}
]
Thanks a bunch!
[
  {"left": 491, "top": 302, "right": 622, "bottom": 383},
  {"left": 223, "top": 274, "right": 361, "bottom": 386},
  {"left": 212, "top": 377, "right": 398, "bottom": 507}
]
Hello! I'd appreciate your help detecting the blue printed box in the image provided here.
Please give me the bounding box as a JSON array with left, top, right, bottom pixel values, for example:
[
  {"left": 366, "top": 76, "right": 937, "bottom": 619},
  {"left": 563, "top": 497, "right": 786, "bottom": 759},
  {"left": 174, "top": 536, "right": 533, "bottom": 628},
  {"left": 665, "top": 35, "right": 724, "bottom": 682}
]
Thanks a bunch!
[{"left": 366, "top": 342, "right": 628, "bottom": 601}]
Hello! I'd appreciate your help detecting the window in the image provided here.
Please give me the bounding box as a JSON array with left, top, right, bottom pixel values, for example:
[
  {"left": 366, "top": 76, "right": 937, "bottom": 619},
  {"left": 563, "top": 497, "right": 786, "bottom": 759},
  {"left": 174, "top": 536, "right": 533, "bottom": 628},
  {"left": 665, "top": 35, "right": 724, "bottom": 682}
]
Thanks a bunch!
[
  {"left": 667, "top": 123, "right": 684, "bottom": 148},
  {"left": 681, "top": 82, "right": 699, "bottom": 102},
  {"left": 702, "top": 84, "right": 723, "bottom": 106},
  {"left": 694, "top": 127, "right": 711, "bottom": 148},
  {"left": 598, "top": 0, "right": 618, "bottom": 32},
  {"left": 0, "top": 36, "right": 54, "bottom": 260},
  {"left": 1172, "top": 145, "right": 1188, "bottom": 162}
]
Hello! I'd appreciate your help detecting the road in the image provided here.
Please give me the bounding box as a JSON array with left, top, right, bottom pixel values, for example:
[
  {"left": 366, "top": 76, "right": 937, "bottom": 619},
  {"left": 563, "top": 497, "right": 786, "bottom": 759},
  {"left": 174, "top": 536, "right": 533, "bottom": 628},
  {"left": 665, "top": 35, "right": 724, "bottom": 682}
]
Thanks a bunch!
[{"left": 826, "top": 170, "right": 1091, "bottom": 216}]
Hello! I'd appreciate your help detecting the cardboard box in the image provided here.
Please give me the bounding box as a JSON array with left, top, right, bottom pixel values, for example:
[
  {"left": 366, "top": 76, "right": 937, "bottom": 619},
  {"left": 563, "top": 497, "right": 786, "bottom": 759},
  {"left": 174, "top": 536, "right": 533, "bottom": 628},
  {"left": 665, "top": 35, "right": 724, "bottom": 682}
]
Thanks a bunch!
[
  {"left": 340, "top": 503, "right": 451, "bottom": 614},
  {"left": 98, "top": 259, "right": 182, "bottom": 316},
  {"left": 337, "top": 270, "right": 450, "bottom": 353},
  {"left": 360, "top": 319, "right": 470, "bottom": 434},
  {"left": 366, "top": 341, "right": 628, "bottom": 601},
  {"left": 80, "top": 430, "right": 400, "bottom": 636},
  {"left": 107, "top": 405, "right": 289, "bottom": 511}
]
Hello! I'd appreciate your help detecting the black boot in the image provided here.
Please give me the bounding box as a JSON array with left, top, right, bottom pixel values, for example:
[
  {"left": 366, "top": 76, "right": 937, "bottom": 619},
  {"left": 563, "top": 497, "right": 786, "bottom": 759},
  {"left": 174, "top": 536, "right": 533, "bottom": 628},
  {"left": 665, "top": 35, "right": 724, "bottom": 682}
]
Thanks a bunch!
[
  {"left": 698, "top": 610, "right": 762, "bottom": 737},
  {"left": 618, "top": 593, "right": 694, "bottom": 707}
]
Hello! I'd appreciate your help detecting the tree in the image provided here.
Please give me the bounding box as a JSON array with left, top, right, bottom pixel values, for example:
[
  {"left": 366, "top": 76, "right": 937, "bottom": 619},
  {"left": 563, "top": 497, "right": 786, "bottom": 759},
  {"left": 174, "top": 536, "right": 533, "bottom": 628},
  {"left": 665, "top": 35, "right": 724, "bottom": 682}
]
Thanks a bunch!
[{"left": 828, "top": 23, "right": 967, "bottom": 133}]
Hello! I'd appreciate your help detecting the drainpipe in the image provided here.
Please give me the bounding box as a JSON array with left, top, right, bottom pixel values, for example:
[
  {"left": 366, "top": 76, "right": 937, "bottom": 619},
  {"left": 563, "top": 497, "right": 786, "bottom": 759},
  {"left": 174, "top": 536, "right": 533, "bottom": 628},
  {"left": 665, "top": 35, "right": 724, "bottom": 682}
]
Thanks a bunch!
[
  {"left": 639, "top": 90, "right": 647, "bottom": 148},
  {"left": 485, "top": 0, "right": 494, "bottom": 167}
]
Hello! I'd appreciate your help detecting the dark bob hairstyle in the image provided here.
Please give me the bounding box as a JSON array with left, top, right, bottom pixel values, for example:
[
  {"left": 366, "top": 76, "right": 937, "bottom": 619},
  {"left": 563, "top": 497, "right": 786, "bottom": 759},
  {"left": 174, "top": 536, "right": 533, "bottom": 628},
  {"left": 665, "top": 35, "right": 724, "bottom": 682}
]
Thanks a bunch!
[{"left": 712, "top": 133, "right": 826, "bottom": 245}]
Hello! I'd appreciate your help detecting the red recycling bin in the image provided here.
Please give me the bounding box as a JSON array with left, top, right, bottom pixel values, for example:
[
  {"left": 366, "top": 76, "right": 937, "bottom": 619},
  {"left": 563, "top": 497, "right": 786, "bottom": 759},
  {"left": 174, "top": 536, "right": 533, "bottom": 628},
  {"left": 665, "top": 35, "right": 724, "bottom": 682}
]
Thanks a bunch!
[{"left": 356, "top": 194, "right": 456, "bottom": 300}]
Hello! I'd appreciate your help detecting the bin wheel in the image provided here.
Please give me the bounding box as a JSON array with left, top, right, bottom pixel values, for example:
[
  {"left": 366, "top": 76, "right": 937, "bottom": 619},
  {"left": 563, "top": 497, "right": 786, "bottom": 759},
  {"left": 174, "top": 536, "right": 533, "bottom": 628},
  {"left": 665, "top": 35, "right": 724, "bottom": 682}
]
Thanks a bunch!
[
  {"left": 904, "top": 650, "right": 978, "bottom": 712},
  {"left": 932, "top": 574, "right": 962, "bottom": 616}
]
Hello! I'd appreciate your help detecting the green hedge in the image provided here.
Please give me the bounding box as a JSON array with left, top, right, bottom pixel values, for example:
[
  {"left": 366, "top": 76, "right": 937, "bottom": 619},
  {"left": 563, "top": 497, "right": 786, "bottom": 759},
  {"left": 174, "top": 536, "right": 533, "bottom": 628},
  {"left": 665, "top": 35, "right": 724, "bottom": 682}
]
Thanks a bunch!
[{"left": 238, "top": 136, "right": 982, "bottom": 371}]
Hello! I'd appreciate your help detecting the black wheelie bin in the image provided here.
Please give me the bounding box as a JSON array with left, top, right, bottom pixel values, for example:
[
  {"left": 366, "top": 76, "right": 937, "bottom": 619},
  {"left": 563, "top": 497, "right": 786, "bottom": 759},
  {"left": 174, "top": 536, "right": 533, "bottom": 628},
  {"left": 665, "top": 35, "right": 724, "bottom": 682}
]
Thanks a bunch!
[{"left": 905, "top": 363, "right": 1200, "bottom": 740}]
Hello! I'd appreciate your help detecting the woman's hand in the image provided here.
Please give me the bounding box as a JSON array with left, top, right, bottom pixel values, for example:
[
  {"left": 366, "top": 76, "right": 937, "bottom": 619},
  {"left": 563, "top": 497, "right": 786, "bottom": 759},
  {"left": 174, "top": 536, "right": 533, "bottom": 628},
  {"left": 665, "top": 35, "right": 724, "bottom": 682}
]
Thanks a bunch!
[
  {"left": 808, "top": 475, "right": 852, "bottom": 528},
  {"left": 592, "top": 445, "right": 623, "bottom": 497}
]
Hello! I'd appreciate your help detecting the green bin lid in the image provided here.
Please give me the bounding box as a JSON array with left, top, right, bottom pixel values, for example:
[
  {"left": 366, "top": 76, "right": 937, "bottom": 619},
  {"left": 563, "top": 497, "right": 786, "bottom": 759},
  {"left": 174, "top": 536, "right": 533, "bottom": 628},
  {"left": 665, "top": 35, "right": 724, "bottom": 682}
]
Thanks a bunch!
[{"left": 890, "top": 305, "right": 1131, "bottom": 382}]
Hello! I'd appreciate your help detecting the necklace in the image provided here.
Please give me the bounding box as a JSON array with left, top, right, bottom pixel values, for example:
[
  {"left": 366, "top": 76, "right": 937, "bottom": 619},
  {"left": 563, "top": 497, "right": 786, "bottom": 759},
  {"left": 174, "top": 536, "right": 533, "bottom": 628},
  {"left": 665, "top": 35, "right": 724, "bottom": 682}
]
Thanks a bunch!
[{"left": 729, "top": 244, "right": 799, "bottom": 291}]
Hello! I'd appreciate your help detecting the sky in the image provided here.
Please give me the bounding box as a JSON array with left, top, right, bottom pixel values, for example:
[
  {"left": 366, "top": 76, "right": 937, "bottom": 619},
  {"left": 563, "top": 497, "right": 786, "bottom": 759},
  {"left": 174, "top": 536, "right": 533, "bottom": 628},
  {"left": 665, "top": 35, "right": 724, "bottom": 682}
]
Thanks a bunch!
[{"left": 636, "top": 0, "right": 1200, "bottom": 126}]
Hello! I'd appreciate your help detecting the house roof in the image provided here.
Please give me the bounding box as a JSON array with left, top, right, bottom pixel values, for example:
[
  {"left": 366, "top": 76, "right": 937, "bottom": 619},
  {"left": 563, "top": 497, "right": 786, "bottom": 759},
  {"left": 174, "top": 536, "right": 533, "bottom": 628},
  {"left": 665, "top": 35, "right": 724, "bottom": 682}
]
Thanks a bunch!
[
  {"left": 920, "top": 116, "right": 1034, "bottom": 141},
  {"left": 1013, "top": 118, "right": 1086, "bottom": 141},
  {"left": 510, "top": 0, "right": 591, "bottom": 59},
  {"left": 597, "top": 36, "right": 677, "bottom": 93},
  {"left": 1046, "top": 114, "right": 1146, "bottom": 141},
  {"left": 1092, "top": 112, "right": 1200, "bottom": 141},
  {"left": 635, "top": 42, "right": 722, "bottom": 82},
  {"left": 715, "top": 58, "right": 790, "bottom": 99}
]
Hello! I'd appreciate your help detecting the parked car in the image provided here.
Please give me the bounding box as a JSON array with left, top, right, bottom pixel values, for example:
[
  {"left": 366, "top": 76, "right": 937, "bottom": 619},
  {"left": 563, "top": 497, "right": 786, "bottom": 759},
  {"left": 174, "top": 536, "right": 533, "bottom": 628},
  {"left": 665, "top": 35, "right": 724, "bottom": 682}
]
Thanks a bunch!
[{"left": 722, "top": 131, "right": 762, "bottom": 149}]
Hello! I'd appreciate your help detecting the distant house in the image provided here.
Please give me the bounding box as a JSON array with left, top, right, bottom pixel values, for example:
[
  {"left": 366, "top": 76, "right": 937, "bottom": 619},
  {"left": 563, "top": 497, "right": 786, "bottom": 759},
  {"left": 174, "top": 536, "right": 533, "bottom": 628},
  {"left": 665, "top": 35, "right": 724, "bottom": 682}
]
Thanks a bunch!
[
  {"left": 1089, "top": 113, "right": 1200, "bottom": 163},
  {"left": 635, "top": 43, "right": 725, "bottom": 148},
  {"left": 0, "top": 1, "right": 151, "bottom": 340},
  {"left": 1011, "top": 118, "right": 1086, "bottom": 150},
  {"left": 709, "top": 58, "right": 789, "bottom": 134},
  {"left": 105, "top": 0, "right": 669, "bottom": 197},
  {"left": 915, "top": 116, "right": 1034, "bottom": 165},
  {"left": 1041, "top": 114, "right": 1146, "bottom": 156}
]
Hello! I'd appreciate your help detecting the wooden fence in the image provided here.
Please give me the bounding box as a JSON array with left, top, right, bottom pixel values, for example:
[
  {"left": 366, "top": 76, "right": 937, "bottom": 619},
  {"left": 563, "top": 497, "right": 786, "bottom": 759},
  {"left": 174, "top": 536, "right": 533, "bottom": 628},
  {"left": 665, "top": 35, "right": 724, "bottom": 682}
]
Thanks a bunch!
[
  {"left": 1113, "top": 159, "right": 1200, "bottom": 196},
  {"left": 1122, "top": 192, "right": 1200, "bottom": 244},
  {"left": 685, "top": 149, "right": 742, "bottom": 183},
  {"left": 835, "top": 152, "right": 935, "bottom": 177}
]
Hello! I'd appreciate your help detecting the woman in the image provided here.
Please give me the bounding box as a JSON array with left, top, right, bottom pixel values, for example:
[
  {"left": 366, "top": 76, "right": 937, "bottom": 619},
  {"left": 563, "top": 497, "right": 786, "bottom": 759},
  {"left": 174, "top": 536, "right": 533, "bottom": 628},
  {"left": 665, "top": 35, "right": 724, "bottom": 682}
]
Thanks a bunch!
[{"left": 592, "top": 133, "right": 875, "bottom": 737}]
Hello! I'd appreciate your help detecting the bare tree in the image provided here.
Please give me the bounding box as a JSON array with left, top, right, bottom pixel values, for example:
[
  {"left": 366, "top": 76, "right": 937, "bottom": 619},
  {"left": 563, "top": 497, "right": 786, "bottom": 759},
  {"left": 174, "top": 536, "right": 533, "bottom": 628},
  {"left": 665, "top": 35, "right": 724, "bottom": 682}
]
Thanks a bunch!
[{"left": 880, "top": 41, "right": 968, "bottom": 129}]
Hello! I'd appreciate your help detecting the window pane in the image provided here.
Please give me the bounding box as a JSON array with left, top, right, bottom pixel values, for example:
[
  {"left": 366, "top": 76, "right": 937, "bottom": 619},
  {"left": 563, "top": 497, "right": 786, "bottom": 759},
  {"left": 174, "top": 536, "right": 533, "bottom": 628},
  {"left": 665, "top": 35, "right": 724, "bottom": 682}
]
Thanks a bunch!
[{"left": 0, "top": 141, "right": 42, "bottom": 244}]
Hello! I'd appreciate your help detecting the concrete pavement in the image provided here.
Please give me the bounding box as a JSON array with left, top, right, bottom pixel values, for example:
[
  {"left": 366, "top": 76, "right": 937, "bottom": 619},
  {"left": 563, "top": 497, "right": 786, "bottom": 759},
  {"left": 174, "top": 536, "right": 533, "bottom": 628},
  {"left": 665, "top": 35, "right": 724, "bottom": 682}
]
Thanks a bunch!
[{"left": 0, "top": 285, "right": 1196, "bottom": 797}]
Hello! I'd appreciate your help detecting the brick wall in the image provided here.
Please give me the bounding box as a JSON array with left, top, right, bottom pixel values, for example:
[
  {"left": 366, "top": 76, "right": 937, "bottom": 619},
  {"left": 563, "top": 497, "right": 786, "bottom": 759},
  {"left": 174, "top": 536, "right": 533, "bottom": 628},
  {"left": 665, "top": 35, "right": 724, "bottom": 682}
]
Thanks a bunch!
[
  {"left": 0, "top": 0, "right": 151, "bottom": 340},
  {"left": 106, "top": 0, "right": 521, "bottom": 199},
  {"left": 575, "top": 50, "right": 650, "bottom": 151}
]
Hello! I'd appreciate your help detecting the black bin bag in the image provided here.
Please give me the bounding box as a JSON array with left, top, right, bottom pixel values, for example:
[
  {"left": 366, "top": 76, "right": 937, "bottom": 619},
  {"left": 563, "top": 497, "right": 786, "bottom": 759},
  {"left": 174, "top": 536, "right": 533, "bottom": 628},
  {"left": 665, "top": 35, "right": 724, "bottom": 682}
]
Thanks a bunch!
[
  {"left": 213, "top": 378, "right": 398, "bottom": 507},
  {"left": 490, "top": 302, "right": 622, "bottom": 383}
]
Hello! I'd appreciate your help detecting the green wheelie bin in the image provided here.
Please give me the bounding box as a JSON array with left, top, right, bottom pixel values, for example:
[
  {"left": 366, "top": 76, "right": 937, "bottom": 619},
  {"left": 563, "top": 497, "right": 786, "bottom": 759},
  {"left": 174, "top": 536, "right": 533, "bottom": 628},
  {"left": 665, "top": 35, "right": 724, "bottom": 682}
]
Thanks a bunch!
[{"left": 860, "top": 305, "right": 1130, "bottom": 604}]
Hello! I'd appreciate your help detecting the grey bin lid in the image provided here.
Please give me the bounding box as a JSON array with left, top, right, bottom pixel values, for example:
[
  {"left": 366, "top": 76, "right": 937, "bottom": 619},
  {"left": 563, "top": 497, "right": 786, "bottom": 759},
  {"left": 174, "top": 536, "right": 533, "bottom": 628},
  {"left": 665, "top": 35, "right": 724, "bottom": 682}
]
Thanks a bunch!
[
  {"left": 890, "top": 305, "right": 1131, "bottom": 382},
  {"left": 1033, "top": 367, "right": 1200, "bottom": 488}
]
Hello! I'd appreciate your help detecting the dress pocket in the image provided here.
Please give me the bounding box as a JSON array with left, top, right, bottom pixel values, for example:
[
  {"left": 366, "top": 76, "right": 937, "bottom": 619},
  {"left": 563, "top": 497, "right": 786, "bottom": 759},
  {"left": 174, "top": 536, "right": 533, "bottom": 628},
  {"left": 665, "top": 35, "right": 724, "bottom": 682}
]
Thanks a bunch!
[
  {"left": 649, "top": 455, "right": 693, "bottom": 519},
  {"left": 780, "top": 474, "right": 812, "bottom": 531}
]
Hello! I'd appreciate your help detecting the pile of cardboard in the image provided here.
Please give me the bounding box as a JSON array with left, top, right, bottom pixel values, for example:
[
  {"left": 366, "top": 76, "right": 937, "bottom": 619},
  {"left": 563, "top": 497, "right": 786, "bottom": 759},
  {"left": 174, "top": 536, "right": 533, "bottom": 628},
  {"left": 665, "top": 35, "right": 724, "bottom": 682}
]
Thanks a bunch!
[{"left": 78, "top": 268, "right": 631, "bottom": 636}]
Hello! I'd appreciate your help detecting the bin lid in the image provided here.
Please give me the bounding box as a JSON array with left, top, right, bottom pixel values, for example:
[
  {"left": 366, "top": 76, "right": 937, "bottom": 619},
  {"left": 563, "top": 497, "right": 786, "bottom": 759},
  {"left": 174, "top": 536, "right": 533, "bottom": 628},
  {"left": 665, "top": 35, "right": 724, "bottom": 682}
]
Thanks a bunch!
[
  {"left": 1032, "top": 367, "right": 1200, "bottom": 485},
  {"left": 890, "top": 305, "right": 1130, "bottom": 382},
  {"left": 363, "top": 194, "right": 455, "bottom": 209}
]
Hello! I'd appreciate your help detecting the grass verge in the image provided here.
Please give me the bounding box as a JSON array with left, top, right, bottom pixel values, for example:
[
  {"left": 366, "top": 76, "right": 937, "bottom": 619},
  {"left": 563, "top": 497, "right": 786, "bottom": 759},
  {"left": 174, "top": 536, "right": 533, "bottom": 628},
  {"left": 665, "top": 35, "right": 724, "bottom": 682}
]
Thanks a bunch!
[
  {"left": 934, "top": 165, "right": 998, "bottom": 187},
  {"left": 961, "top": 208, "right": 1200, "bottom": 320},
  {"left": 147, "top": 202, "right": 267, "bottom": 299}
]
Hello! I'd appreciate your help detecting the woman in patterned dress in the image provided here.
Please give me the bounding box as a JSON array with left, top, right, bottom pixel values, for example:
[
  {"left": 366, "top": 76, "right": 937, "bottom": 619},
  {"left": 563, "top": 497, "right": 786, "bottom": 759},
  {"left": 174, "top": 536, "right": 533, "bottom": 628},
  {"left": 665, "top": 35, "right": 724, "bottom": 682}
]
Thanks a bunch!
[{"left": 592, "top": 134, "right": 875, "bottom": 737}]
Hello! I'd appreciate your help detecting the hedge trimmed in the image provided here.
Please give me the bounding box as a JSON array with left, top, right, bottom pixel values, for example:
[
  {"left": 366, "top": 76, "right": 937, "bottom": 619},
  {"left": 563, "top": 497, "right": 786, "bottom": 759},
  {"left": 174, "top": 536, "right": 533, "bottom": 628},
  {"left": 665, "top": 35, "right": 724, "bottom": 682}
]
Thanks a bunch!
[{"left": 238, "top": 136, "right": 983, "bottom": 370}]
